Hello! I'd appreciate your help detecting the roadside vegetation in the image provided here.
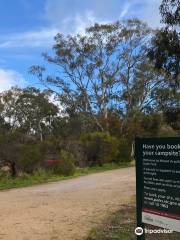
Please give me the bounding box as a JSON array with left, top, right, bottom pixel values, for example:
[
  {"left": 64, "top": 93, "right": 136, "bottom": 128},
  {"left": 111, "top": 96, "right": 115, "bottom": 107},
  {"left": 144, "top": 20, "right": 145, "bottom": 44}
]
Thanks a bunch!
[
  {"left": 0, "top": 162, "right": 133, "bottom": 190},
  {"left": 87, "top": 205, "right": 180, "bottom": 240},
  {"left": 0, "top": 1, "right": 179, "bottom": 189}
]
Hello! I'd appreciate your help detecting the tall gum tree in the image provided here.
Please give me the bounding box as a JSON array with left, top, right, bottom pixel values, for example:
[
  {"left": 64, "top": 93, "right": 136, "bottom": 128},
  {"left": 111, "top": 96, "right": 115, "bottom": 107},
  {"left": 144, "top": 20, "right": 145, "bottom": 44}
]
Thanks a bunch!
[{"left": 31, "top": 19, "right": 163, "bottom": 132}]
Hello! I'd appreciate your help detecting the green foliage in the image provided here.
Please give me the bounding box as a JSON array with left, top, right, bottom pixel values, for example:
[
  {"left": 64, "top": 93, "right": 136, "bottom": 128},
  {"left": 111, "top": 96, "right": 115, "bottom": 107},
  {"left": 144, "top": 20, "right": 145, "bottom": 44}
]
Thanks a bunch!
[
  {"left": 124, "top": 113, "right": 163, "bottom": 140},
  {"left": 116, "top": 139, "right": 131, "bottom": 163},
  {"left": 148, "top": 0, "right": 180, "bottom": 86},
  {"left": 0, "top": 87, "right": 58, "bottom": 141},
  {"left": 52, "top": 150, "right": 75, "bottom": 176},
  {"left": 158, "top": 125, "right": 178, "bottom": 137},
  {"left": 31, "top": 20, "right": 153, "bottom": 130},
  {"left": 163, "top": 107, "right": 180, "bottom": 132},
  {"left": 81, "top": 132, "right": 119, "bottom": 166},
  {"left": 141, "top": 113, "right": 162, "bottom": 137},
  {"left": 0, "top": 19, "right": 179, "bottom": 177},
  {"left": 0, "top": 170, "right": 11, "bottom": 180},
  {"left": 0, "top": 131, "right": 24, "bottom": 177},
  {"left": 160, "top": 0, "right": 180, "bottom": 25},
  {"left": 38, "top": 139, "right": 60, "bottom": 155},
  {"left": 148, "top": 28, "right": 179, "bottom": 85},
  {"left": 18, "top": 144, "right": 43, "bottom": 173},
  {"left": 0, "top": 163, "right": 132, "bottom": 190},
  {"left": 61, "top": 139, "right": 87, "bottom": 167}
]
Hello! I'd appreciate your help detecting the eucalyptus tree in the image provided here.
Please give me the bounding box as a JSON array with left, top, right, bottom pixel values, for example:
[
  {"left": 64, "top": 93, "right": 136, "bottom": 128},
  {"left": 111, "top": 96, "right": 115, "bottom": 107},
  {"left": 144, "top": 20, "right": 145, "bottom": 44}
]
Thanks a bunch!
[
  {"left": 148, "top": 0, "right": 180, "bottom": 127},
  {"left": 0, "top": 87, "right": 59, "bottom": 141},
  {"left": 31, "top": 19, "right": 156, "bottom": 131},
  {"left": 148, "top": 0, "right": 180, "bottom": 87}
]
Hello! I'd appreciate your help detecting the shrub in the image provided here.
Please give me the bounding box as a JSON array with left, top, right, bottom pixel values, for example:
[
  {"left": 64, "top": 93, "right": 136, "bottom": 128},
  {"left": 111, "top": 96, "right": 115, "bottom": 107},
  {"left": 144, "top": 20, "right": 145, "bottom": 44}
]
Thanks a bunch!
[
  {"left": 0, "top": 170, "right": 11, "bottom": 180},
  {"left": 116, "top": 138, "right": 132, "bottom": 162},
  {"left": 52, "top": 150, "right": 75, "bottom": 176},
  {"left": 124, "top": 113, "right": 163, "bottom": 140},
  {"left": 33, "top": 168, "right": 50, "bottom": 180},
  {"left": 18, "top": 144, "right": 43, "bottom": 173},
  {"left": 158, "top": 125, "right": 178, "bottom": 137},
  {"left": 62, "top": 140, "right": 87, "bottom": 168},
  {"left": 81, "top": 132, "right": 119, "bottom": 166},
  {"left": 38, "top": 139, "right": 60, "bottom": 155},
  {"left": 17, "top": 171, "right": 30, "bottom": 180}
]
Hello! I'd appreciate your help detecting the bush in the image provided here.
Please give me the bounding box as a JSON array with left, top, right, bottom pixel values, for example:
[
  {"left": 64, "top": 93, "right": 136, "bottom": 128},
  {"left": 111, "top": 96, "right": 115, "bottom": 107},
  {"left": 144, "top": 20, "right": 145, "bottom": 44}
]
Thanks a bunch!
[
  {"left": 116, "top": 138, "right": 131, "bottom": 162},
  {"left": 38, "top": 139, "right": 60, "bottom": 155},
  {"left": 62, "top": 140, "right": 87, "bottom": 168},
  {"left": 0, "top": 170, "right": 10, "bottom": 180},
  {"left": 18, "top": 144, "right": 43, "bottom": 173},
  {"left": 158, "top": 125, "right": 178, "bottom": 137},
  {"left": 124, "top": 113, "right": 163, "bottom": 140},
  {"left": 52, "top": 150, "right": 75, "bottom": 176},
  {"left": 81, "top": 132, "right": 119, "bottom": 166}
]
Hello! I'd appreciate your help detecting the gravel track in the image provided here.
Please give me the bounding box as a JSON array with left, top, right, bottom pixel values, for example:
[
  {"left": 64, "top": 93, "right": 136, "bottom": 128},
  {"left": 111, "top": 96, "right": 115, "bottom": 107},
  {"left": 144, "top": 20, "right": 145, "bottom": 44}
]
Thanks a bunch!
[{"left": 0, "top": 167, "right": 135, "bottom": 240}]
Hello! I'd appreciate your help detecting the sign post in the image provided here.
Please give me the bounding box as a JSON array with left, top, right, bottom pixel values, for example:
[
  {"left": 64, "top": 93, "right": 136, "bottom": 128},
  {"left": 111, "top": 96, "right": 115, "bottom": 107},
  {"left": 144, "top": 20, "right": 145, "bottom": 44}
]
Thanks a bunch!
[
  {"left": 135, "top": 138, "right": 145, "bottom": 239},
  {"left": 135, "top": 137, "right": 180, "bottom": 238}
]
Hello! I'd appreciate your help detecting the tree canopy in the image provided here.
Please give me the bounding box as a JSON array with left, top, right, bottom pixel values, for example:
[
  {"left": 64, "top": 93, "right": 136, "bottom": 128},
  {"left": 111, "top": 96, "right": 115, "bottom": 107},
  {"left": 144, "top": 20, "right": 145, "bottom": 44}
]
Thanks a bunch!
[
  {"left": 0, "top": 15, "right": 179, "bottom": 177},
  {"left": 148, "top": 0, "right": 180, "bottom": 87}
]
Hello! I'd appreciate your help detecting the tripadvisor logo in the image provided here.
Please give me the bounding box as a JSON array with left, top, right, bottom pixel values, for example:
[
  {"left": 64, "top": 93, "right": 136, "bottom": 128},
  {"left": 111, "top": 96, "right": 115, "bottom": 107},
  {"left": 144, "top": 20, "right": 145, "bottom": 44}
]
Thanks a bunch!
[
  {"left": 135, "top": 227, "right": 173, "bottom": 235},
  {"left": 135, "top": 227, "right": 143, "bottom": 235}
]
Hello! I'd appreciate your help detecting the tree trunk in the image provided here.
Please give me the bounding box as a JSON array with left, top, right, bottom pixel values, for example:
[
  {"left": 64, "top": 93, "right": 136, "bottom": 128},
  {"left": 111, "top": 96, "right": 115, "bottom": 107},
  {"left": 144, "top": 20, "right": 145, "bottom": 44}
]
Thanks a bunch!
[
  {"left": 101, "top": 76, "right": 109, "bottom": 131},
  {"left": 39, "top": 122, "right": 43, "bottom": 142}
]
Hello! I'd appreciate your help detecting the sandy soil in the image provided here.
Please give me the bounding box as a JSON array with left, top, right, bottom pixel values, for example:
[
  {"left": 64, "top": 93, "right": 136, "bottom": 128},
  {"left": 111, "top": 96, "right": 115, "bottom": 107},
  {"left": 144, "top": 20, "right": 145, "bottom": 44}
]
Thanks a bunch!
[{"left": 0, "top": 167, "right": 135, "bottom": 240}]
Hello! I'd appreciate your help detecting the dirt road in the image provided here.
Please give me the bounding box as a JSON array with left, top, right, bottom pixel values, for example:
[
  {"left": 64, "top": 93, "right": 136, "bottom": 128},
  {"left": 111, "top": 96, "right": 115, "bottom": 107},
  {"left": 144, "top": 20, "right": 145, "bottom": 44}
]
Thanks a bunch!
[{"left": 0, "top": 167, "right": 135, "bottom": 240}]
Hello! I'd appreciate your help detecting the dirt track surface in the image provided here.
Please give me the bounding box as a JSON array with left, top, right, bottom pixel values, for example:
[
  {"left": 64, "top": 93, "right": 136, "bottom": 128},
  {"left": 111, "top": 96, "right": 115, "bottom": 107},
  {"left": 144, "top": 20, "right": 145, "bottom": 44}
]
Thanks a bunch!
[{"left": 0, "top": 167, "right": 135, "bottom": 240}]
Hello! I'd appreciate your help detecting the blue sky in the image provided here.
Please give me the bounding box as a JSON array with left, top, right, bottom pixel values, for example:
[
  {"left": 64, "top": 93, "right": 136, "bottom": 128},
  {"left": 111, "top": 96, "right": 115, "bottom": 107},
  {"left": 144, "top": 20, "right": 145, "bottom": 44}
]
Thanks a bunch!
[{"left": 0, "top": 0, "right": 162, "bottom": 92}]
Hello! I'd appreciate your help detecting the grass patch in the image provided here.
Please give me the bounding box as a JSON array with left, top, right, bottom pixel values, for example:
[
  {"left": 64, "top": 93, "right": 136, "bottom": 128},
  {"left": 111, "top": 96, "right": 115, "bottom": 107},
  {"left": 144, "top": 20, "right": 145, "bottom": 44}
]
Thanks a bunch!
[
  {"left": 87, "top": 205, "right": 180, "bottom": 240},
  {"left": 0, "top": 162, "right": 134, "bottom": 190},
  {"left": 76, "top": 161, "right": 134, "bottom": 175}
]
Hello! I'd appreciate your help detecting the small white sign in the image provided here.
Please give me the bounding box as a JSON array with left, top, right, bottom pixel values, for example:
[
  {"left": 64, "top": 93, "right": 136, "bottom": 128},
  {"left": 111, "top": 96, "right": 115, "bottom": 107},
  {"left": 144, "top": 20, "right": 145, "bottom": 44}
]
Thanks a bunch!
[{"left": 142, "top": 211, "right": 180, "bottom": 232}]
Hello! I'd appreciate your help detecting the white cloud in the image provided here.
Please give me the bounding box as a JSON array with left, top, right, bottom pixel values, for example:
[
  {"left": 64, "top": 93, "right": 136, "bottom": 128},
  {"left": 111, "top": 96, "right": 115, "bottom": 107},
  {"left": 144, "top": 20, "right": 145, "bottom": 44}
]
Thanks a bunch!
[
  {"left": 0, "top": 28, "right": 59, "bottom": 49},
  {"left": 0, "top": 0, "right": 162, "bottom": 50},
  {"left": 140, "top": 0, "right": 162, "bottom": 28},
  {"left": 119, "top": 0, "right": 162, "bottom": 28},
  {"left": 44, "top": 0, "right": 162, "bottom": 29},
  {"left": 44, "top": 0, "right": 116, "bottom": 34},
  {"left": 0, "top": 13, "right": 99, "bottom": 49},
  {"left": 61, "top": 11, "right": 109, "bottom": 35},
  {"left": 0, "top": 11, "right": 107, "bottom": 50},
  {"left": 120, "top": 3, "right": 131, "bottom": 18},
  {"left": 0, "top": 68, "right": 26, "bottom": 92}
]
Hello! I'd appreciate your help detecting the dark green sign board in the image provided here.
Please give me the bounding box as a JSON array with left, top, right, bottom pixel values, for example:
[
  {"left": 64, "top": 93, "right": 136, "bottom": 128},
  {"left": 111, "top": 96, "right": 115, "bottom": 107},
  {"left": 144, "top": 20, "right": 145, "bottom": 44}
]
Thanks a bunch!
[{"left": 135, "top": 137, "right": 180, "bottom": 238}]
